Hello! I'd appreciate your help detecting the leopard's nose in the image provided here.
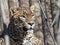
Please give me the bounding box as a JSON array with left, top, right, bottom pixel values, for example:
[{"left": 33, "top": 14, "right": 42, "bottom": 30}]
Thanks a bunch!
[{"left": 28, "top": 23, "right": 34, "bottom": 26}]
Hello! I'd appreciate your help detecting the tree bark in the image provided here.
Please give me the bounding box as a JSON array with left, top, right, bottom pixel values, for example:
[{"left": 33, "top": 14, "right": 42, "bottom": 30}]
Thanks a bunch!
[
  {"left": 8, "top": 0, "right": 19, "bottom": 8},
  {"left": 20, "top": 0, "right": 29, "bottom": 7}
]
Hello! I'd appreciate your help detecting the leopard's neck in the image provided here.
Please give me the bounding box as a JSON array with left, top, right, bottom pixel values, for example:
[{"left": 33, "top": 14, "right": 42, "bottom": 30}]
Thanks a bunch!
[{"left": 23, "top": 29, "right": 34, "bottom": 45}]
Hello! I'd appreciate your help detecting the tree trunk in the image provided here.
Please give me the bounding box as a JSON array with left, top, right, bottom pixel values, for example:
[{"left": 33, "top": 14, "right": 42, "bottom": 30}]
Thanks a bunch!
[
  {"left": 20, "top": 0, "right": 29, "bottom": 7},
  {"left": 8, "top": 0, "right": 19, "bottom": 8}
]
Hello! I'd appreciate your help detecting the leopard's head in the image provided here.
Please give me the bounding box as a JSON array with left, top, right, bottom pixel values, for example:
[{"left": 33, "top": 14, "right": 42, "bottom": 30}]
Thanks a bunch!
[{"left": 10, "top": 6, "right": 35, "bottom": 30}]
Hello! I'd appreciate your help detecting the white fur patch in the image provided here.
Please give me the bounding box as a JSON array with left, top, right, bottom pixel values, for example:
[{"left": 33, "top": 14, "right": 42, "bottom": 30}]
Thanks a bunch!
[{"left": 23, "top": 30, "right": 34, "bottom": 45}]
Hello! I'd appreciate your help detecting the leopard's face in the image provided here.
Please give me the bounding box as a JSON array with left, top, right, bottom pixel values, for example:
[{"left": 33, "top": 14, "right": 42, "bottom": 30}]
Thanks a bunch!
[
  {"left": 19, "top": 12, "right": 35, "bottom": 29},
  {"left": 10, "top": 6, "right": 35, "bottom": 30}
]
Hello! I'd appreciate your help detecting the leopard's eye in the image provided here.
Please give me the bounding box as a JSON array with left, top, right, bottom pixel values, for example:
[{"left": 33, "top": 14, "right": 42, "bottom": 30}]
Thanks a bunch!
[
  {"left": 31, "top": 14, "right": 34, "bottom": 16},
  {"left": 22, "top": 15, "right": 26, "bottom": 18}
]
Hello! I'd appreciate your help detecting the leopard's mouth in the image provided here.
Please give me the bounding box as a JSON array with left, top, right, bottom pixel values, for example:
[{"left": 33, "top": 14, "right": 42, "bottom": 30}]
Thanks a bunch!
[
  {"left": 24, "top": 24, "right": 35, "bottom": 30},
  {"left": 23, "top": 26, "right": 34, "bottom": 31},
  {"left": 23, "top": 27, "right": 28, "bottom": 31}
]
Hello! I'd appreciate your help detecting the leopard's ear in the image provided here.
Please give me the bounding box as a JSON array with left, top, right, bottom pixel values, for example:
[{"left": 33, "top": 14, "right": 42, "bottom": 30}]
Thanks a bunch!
[
  {"left": 10, "top": 7, "right": 21, "bottom": 16},
  {"left": 30, "top": 5, "right": 35, "bottom": 13}
]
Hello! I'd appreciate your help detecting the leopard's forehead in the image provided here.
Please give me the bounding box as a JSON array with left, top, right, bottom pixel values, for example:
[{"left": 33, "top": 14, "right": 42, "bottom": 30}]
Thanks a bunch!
[{"left": 10, "top": 7, "right": 33, "bottom": 18}]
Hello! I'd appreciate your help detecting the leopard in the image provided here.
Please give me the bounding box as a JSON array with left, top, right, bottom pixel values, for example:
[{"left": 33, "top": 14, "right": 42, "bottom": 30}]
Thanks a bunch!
[{"left": 8, "top": 5, "right": 41, "bottom": 45}]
